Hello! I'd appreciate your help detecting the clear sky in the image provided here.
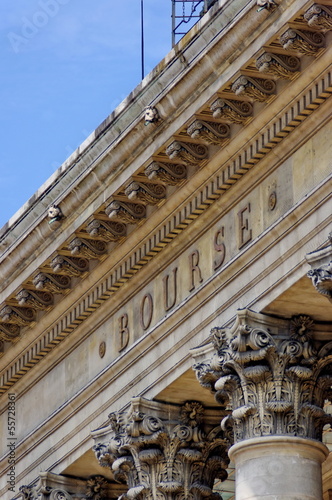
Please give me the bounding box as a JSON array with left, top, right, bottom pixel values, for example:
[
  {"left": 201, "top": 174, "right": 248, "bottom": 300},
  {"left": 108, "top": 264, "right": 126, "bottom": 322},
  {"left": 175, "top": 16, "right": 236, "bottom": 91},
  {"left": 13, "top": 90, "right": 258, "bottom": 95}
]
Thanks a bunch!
[{"left": 0, "top": 1, "right": 176, "bottom": 229}]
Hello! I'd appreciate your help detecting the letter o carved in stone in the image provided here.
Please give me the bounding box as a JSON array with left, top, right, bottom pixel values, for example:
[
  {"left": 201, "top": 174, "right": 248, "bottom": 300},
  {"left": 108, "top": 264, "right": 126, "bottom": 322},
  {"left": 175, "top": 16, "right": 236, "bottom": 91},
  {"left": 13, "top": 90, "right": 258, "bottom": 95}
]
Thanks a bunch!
[{"left": 140, "top": 293, "right": 153, "bottom": 330}]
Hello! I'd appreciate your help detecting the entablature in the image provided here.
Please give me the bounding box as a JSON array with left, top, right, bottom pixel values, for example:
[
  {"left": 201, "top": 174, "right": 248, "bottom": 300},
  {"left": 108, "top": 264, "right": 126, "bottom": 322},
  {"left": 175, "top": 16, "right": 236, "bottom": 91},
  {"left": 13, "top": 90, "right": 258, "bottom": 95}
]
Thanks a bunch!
[{"left": 0, "top": 0, "right": 331, "bottom": 392}]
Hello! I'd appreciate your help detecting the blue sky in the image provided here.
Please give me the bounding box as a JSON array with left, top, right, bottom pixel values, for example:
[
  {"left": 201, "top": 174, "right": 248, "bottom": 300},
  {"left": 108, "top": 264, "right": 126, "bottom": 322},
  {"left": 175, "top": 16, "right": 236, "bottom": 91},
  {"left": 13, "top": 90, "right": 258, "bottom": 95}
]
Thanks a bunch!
[{"left": 0, "top": 1, "right": 176, "bottom": 228}]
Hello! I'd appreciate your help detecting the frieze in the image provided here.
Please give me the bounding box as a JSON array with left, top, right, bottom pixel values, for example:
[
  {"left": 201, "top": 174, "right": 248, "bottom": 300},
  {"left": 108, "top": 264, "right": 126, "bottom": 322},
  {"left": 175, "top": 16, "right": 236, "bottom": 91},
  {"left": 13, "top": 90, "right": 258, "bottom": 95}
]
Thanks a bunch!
[{"left": 193, "top": 310, "right": 332, "bottom": 443}]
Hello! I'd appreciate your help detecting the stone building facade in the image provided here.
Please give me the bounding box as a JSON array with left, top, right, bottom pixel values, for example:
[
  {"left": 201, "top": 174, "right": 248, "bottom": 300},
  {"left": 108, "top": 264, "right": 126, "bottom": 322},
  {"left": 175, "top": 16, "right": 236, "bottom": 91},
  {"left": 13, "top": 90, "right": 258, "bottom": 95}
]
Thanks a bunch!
[{"left": 0, "top": 0, "right": 331, "bottom": 499}]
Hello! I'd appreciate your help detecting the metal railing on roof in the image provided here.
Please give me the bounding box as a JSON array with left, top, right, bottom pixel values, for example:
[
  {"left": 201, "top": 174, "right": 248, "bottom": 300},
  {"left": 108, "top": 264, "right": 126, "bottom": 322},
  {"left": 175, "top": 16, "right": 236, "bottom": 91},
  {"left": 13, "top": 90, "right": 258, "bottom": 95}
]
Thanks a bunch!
[{"left": 171, "top": 0, "right": 217, "bottom": 46}]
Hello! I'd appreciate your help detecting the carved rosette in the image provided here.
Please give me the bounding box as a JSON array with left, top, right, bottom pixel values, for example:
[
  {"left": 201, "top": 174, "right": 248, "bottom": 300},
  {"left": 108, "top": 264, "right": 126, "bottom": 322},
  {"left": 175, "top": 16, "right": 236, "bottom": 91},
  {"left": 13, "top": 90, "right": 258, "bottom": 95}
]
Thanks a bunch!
[
  {"left": 144, "top": 161, "right": 187, "bottom": 185},
  {"left": 187, "top": 120, "right": 230, "bottom": 145},
  {"left": 93, "top": 398, "right": 229, "bottom": 500},
  {"left": 86, "top": 219, "right": 127, "bottom": 241},
  {"left": 32, "top": 272, "right": 71, "bottom": 293},
  {"left": 16, "top": 289, "right": 54, "bottom": 310},
  {"left": 210, "top": 98, "right": 253, "bottom": 124},
  {"left": 231, "top": 76, "right": 276, "bottom": 102},
  {"left": 50, "top": 255, "right": 89, "bottom": 276},
  {"left": 105, "top": 200, "right": 146, "bottom": 224},
  {"left": 86, "top": 475, "right": 109, "bottom": 499},
  {"left": 194, "top": 310, "right": 332, "bottom": 444},
  {"left": 279, "top": 28, "right": 325, "bottom": 55},
  {"left": 256, "top": 52, "right": 301, "bottom": 79},
  {"left": 125, "top": 181, "right": 167, "bottom": 205},
  {"left": 304, "top": 4, "right": 332, "bottom": 31},
  {"left": 0, "top": 305, "right": 35, "bottom": 326},
  {"left": 166, "top": 141, "right": 208, "bottom": 166},
  {"left": 68, "top": 237, "right": 107, "bottom": 259},
  {"left": 0, "top": 322, "right": 20, "bottom": 342}
]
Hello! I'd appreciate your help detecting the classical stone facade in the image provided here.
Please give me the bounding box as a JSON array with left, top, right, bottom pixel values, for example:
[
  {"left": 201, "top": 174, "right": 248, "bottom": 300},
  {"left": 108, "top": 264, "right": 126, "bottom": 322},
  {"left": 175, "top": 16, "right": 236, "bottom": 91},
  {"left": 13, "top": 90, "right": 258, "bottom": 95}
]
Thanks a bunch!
[{"left": 0, "top": 0, "right": 331, "bottom": 499}]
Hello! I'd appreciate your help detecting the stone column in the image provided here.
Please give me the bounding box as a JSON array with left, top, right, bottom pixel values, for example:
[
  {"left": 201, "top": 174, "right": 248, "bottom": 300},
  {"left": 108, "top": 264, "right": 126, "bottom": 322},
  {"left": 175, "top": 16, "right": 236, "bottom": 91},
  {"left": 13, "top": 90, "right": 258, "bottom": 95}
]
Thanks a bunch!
[
  {"left": 193, "top": 309, "right": 332, "bottom": 500},
  {"left": 92, "top": 397, "right": 230, "bottom": 500}
]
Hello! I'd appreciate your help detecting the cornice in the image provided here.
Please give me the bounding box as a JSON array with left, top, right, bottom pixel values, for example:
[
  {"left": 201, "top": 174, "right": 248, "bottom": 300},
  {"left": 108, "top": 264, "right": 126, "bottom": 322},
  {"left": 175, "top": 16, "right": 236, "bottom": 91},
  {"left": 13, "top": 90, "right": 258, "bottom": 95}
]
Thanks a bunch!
[{"left": 0, "top": 0, "right": 332, "bottom": 392}]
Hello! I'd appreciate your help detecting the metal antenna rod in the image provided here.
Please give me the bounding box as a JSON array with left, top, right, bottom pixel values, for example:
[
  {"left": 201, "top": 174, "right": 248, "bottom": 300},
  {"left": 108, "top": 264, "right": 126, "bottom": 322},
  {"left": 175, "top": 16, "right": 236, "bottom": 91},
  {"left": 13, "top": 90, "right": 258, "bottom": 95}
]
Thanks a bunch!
[{"left": 141, "top": 0, "right": 145, "bottom": 80}]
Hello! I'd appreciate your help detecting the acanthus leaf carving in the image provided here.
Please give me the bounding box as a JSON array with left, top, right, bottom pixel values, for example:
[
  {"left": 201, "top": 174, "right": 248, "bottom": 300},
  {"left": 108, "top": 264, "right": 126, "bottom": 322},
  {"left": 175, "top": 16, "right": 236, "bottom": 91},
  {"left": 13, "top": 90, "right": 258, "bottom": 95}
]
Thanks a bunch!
[
  {"left": 210, "top": 98, "right": 253, "bottom": 124},
  {"left": 186, "top": 120, "right": 230, "bottom": 145},
  {"left": 86, "top": 219, "right": 127, "bottom": 241},
  {"left": 166, "top": 141, "right": 209, "bottom": 166},
  {"left": 68, "top": 237, "right": 107, "bottom": 259},
  {"left": 105, "top": 200, "right": 146, "bottom": 224},
  {"left": 0, "top": 305, "right": 35, "bottom": 326},
  {"left": 50, "top": 255, "right": 89, "bottom": 276},
  {"left": 93, "top": 398, "right": 230, "bottom": 500},
  {"left": 256, "top": 52, "right": 301, "bottom": 79},
  {"left": 16, "top": 289, "right": 54, "bottom": 310},
  {"left": 280, "top": 28, "right": 325, "bottom": 55},
  {"left": 304, "top": 4, "right": 332, "bottom": 31},
  {"left": 0, "top": 322, "right": 20, "bottom": 342},
  {"left": 231, "top": 75, "right": 276, "bottom": 102},
  {"left": 144, "top": 161, "right": 187, "bottom": 185},
  {"left": 194, "top": 310, "right": 332, "bottom": 444},
  {"left": 32, "top": 272, "right": 71, "bottom": 293},
  {"left": 125, "top": 181, "right": 167, "bottom": 205}
]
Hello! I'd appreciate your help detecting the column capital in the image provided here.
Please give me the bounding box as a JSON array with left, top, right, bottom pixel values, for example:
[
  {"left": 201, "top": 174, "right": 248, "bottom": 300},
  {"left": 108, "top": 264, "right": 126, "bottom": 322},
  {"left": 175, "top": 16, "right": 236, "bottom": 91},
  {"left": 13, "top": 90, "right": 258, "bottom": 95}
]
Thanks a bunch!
[
  {"left": 193, "top": 309, "right": 332, "bottom": 444},
  {"left": 92, "top": 397, "right": 230, "bottom": 500}
]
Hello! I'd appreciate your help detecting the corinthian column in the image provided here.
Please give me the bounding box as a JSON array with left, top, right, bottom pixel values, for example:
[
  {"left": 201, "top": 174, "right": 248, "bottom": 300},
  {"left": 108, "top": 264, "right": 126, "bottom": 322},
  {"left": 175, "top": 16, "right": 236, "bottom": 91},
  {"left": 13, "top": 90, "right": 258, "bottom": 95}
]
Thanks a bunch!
[
  {"left": 193, "top": 309, "right": 332, "bottom": 500},
  {"left": 92, "top": 397, "right": 230, "bottom": 500}
]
